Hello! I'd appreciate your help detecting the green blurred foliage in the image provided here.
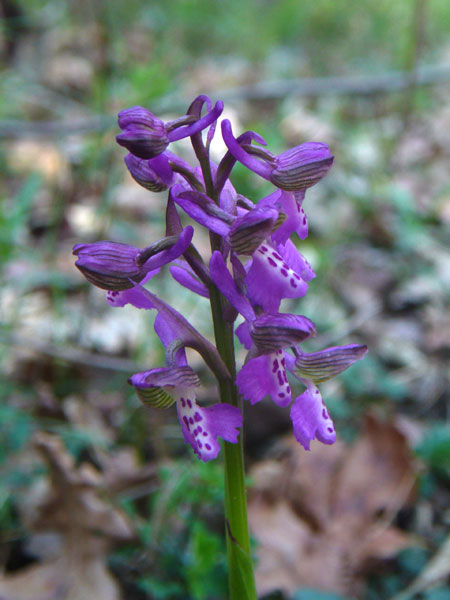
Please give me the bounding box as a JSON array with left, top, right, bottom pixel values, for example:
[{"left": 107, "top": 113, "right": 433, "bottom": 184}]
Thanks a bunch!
[
  {"left": 416, "top": 424, "right": 450, "bottom": 475},
  {"left": 115, "top": 460, "right": 227, "bottom": 599},
  {"left": 0, "top": 0, "right": 449, "bottom": 117},
  {"left": 293, "top": 590, "right": 346, "bottom": 600}
]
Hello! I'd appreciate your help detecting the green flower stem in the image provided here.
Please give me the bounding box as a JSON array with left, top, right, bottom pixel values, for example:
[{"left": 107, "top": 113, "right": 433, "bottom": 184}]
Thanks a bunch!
[
  {"left": 209, "top": 278, "right": 257, "bottom": 600},
  {"left": 194, "top": 136, "right": 257, "bottom": 597}
]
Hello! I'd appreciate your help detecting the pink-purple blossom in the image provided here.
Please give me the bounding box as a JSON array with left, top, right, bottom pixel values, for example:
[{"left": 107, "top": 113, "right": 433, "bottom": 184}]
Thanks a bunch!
[{"left": 73, "top": 94, "right": 367, "bottom": 459}]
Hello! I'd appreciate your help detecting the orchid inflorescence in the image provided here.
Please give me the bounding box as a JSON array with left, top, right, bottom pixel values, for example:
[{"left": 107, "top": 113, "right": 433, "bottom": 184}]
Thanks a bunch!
[{"left": 73, "top": 95, "right": 367, "bottom": 462}]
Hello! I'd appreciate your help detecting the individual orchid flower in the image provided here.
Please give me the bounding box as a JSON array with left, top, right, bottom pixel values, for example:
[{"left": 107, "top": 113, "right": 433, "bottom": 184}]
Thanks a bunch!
[
  {"left": 116, "top": 98, "right": 224, "bottom": 159},
  {"left": 235, "top": 313, "right": 315, "bottom": 408},
  {"left": 221, "top": 119, "right": 334, "bottom": 192},
  {"left": 73, "top": 226, "right": 194, "bottom": 291},
  {"left": 239, "top": 342, "right": 367, "bottom": 451},
  {"left": 129, "top": 312, "right": 242, "bottom": 462},
  {"left": 209, "top": 237, "right": 315, "bottom": 315},
  {"left": 288, "top": 344, "right": 368, "bottom": 449}
]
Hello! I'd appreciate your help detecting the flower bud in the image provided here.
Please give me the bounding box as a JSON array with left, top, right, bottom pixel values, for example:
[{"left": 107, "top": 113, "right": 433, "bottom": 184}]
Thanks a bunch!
[
  {"left": 222, "top": 120, "right": 334, "bottom": 192},
  {"left": 129, "top": 366, "right": 200, "bottom": 408},
  {"left": 294, "top": 344, "right": 368, "bottom": 384},
  {"left": 228, "top": 207, "right": 279, "bottom": 255},
  {"left": 117, "top": 99, "right": 224, "bottom": 160},
  {"left": 73, "top": 241, "right": 147, "bottom": 291},
  {"left": 124, "top": 153, "right": 171, "bottom": 192},
  {"left": 271, "top": 143, "right": 334, "bottom": 191},
  {"left": 250, "top": 313, "right": 316, "bottom": 353},
  {"left": 116, "top": 106, "right": 170, "bottom": 159}
]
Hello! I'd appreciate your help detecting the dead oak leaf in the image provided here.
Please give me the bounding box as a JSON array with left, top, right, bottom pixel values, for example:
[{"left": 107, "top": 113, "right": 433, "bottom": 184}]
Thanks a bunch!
[
  {"left": 249, "top": 414, "right": 417, "bottom": 598},
  {"left": 0, "top": 433, "right": 135, "bottom": 600}
]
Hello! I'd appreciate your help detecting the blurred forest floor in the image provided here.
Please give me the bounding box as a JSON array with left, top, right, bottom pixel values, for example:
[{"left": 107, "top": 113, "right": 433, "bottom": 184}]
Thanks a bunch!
[{"left": 0, "top": 1, "right": 449, "bottom": 599}]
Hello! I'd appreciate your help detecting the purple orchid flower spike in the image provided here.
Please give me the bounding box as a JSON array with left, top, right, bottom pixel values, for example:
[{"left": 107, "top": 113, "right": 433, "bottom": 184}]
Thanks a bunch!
[
  {"left": 117, "top": 98, "right": 224, "bottom": 159},
  {"left": 129, "top": 313, "right": 242, "bottom": 462},
  {"left": 210, "top": 251, "right": 365, "bottom": 452},
  {"left": 221, "top": 119, "right": 334, "bottom": 192},
  {"left": 74, "top": 93, "right": 369, "bottom": 596}
]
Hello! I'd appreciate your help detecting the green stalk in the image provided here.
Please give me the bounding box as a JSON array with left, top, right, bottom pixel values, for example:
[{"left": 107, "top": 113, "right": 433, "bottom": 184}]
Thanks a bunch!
[
  {"left": 209, "top": 283, "right": 257, "bottom": 599},
  {"left": 191, "top": 124, "right": 257, "bottom": 597}
]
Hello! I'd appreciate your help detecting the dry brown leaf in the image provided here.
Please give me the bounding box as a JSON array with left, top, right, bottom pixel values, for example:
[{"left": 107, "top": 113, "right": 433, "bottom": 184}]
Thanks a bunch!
[
  {"left": 0, "top": 433, "right": 136, "bottom": 600},
  {"left": 249, "top": 414, "right": 418, "bottom": 598}
]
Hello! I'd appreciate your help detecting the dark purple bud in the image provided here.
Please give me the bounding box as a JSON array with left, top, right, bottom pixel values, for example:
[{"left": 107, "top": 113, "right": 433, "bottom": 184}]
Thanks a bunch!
[
  {"left": 117, "top": 100, "right": 224, "bottom": 160},
  {"left": 117, "top": 106, "right": 170, "bottom": 159},
  {"left": 73, "top": 241, "right": 148, "bottom": 291},
  {"left": 294, "top": 344, "right": 368, "bottom": 384},
  {"left": 73, "top": 228, "right": 193, "bottom": 291},
  {"left": 250, "top": 313, "right": 316, "bottom": 353},
  {"left": 222, "top": 119, "right": 334, "bottom": 192},
  {"left": 228, "top": 207, "right": 279, "bottom": 255},
  {"left": 124, "top": 153, "right": 173, "bottom": 192},
  {"left": 129, "top": 366, "right": 200, "bottom": 408}
]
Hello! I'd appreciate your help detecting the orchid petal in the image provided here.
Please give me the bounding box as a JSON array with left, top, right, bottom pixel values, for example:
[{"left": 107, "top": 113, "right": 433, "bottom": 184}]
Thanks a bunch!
[
  {"left": 169, "top": 265, "right": 209, "bottom": 298},
  {"left": 290, "top": 385, "right": 336, "bottom": 450},
  {"left": 106, "top": 271, "right": 158, "bottom": 308},
  {"left": 278, "top": 239, "right": 315, "bottom": 282},
  {"left": 177, "top": 392, "right": 242, "bottom": 462},
  {"left": 236, "top": 351, "right": 291, "bottom": 407},
  {"left": 270, "top": 190, "right": 309, "bottom": 243},
  {"left": 141, "top": 226, "right": 193, "bottom": 272},
  {"left": 235, "top": 321, "right": 252, "bottom": 350},
  {"left": 210, "top": 252, "right": 255, "bottom": 322},
  {"left": 294, "top": 344, "right": 368, "bottom": 384},
  {"left": 245, "top": 243, "right": 308, "bottom": 313},
  {"left": 173, "top": 188, "right": 231, "bottom": 236}
]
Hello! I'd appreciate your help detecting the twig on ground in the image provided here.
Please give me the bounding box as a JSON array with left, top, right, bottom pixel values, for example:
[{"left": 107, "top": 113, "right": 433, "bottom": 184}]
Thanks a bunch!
[{"left": 1, "top": 64, "right": 450, "bottom": 139}]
